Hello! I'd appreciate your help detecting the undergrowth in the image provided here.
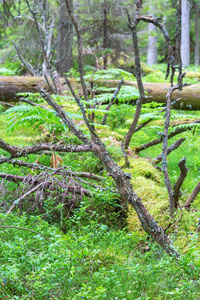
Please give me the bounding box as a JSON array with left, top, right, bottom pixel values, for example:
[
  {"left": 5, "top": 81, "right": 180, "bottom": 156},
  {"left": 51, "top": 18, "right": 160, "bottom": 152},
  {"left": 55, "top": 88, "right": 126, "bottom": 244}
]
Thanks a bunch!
[{"left": 1, "top": 70, "right": 200, "bottom": 298}]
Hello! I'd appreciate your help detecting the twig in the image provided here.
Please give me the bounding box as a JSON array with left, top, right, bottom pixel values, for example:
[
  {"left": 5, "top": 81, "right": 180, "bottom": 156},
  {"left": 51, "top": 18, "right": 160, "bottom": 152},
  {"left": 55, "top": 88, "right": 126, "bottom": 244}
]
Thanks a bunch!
[
  {"left": 12, "top": 41, "right": 35, "bottom": 76},
  {"left": 184, "top": 181, "right": 200, "bottom": 208},
  {"left": 153, "top": 138, "right": 185, "bottom": 165},
  {"left": 164, "top": 211, "right": 183, "bottom": 233},
  {"left": 9, "top": 159, "right": 104, "bottom": 181},
  {"left": 101, "top": 79, "right": 124, "bottom": 125},
  {"left": 0, "top": 101, "right": 14, "bottom": 108},
  {"left": 0, "top": 226, "right": 50, "bottom": 242}
]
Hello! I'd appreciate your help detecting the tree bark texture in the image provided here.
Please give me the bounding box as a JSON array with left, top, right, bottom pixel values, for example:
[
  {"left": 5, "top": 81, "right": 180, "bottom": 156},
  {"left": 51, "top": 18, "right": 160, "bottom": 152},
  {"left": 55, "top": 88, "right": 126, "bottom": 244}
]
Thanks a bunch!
[
  {"left": 1, "top": 76, "right": 200, "bottom": 110},
  {"left": 57, "top": 0, "right": 73, "bottom": 76},
  {"left": 181, "top": 0, "right": 190, "bottom": 67}
]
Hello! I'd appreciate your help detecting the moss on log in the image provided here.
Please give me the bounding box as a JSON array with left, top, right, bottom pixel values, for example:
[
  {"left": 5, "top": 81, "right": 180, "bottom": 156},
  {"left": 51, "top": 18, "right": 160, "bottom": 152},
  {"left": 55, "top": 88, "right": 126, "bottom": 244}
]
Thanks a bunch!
[
  {"left": 94, "top": 79, "right": 200, "bottom": 110},
  {"left": 1, "top": 76, "right": 200, "bottom": 110}
]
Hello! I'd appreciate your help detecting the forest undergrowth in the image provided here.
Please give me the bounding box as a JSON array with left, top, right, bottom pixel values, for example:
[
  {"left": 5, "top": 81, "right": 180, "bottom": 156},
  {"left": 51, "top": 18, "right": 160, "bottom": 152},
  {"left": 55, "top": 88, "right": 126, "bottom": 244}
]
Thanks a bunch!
[{"left": 0, "top": 65, "right": 200, "bottom": 299}]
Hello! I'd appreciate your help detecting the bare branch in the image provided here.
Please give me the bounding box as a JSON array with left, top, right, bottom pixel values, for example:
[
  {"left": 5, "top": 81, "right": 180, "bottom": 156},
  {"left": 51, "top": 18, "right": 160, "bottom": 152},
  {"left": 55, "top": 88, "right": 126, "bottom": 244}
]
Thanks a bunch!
[
  {"left": 102, "top": 79, "right": 124, "bottom": 125},
  {"left": 162, "top": 85, "right": 180, "bottom": 215},
  {"left": 134, "top": 125, "right": 192, "bottom": 154},
  {"left": 9, "top": 159, "right": 103, "bottom": 181},
  {"left": 173, "top": 157, "right": 188, "bottom": 208},
  {"left": 0, "top": 139, "right": 92, "bottom": 163},
  {"left": 153, "top": 138, "right": 185, "bottom": 165},
  {"left": 7, "top": 183, "right": 43, "bottom": 214},
  {"left": 0, "top": 173, "right": 92, "bottom": 198},
  {"left": 12, "top": 41, "right": 35, "bottom": 76},
  {"left": 184, "top": 181, "right": 200, "bottom": 208}
]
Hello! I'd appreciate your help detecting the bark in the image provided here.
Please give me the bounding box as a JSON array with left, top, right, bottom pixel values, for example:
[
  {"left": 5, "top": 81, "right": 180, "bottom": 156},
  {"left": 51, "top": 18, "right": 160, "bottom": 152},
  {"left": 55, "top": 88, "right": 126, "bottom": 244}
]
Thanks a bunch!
[
  {"left": 173, "top": 157, "right": 188, "bottom": 208},
  {"left": 2, "top": 77, "right": 200, "bottom": 110},
  {"left": 184, "top": 181, "right": 200, "bottom": 208},
  {"left": 57, "top": 0, "right": 73, "bottom": 76},
  {"left": 0, "top": 139, "right": 92, "bottom": 163},
  {"left": 181, "top": 0, "right": 190, "bottom": 67},
  {"left": 195, "top": 1, "right": 199, "bottom": 66},
  {"left": 124, "top": 12, "right": 145, "bottom": 149},
  {"left": 147, "top": 22, "right": 158, "bottom": 65}
]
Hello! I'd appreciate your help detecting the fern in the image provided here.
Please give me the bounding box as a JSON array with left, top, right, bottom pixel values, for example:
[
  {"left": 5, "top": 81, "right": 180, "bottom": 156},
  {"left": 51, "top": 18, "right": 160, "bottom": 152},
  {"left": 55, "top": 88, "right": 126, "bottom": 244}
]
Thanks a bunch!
[
  {"left": 3, "top": 104, "right": 82, "bottom": 134},
  {"left": 92, "top": 68, "right": 135, "bottom": 80},
  {"left": 0, "top": 67, "right": 15, "bottom": 76},
  {"left": 172, "top": 123, "right": 200, "bottom": 131}
]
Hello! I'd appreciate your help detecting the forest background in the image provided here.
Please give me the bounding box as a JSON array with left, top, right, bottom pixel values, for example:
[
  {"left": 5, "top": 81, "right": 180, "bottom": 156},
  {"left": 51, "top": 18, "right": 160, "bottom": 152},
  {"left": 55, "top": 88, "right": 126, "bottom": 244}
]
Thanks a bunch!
[{"left": 0, "top": 0, "right": 200, "bottom": 299}]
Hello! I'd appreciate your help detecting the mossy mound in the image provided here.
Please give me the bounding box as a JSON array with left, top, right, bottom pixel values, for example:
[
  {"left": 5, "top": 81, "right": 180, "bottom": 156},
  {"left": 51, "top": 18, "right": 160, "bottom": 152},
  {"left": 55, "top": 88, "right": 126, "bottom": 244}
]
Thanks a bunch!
[{"left": 123, "top": 157, "right": 200, "bottom": 252}]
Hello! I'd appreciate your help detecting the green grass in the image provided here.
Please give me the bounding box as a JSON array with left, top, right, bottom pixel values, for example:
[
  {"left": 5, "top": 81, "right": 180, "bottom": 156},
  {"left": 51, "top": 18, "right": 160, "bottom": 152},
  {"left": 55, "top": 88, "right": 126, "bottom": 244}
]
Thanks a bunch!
[{"left": 0, "top": 213, "right": 200, "bottom": 300}]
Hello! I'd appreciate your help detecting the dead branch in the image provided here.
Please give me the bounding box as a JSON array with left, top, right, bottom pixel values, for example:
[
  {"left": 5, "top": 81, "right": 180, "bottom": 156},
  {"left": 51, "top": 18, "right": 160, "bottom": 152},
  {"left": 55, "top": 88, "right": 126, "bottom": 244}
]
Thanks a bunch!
[
  {"left": 184, "top": 181, "right": 200, "bottom": 208},
  {"left": 0, "top": 139, "right": 92, "bottom": 163},
  {"left": 6, "top": 183, "right": 43, "bottom": 214},
  {"left": 101, "top": 79, "right": 124, "bottom": 125},
  {"left": 39, "top": 89, "right": 91, "bottom": 144},
  {"left": 0, "top": 101, "right": 14, "bottom": 108},
  {"left": 153, "top": 138, "right": 185, "bottom": 165},
  {"left": 19, "top": 97, "right": 50, "bottom": 110},
  {"left": 25, "top": 0, "right": 58, "bottom": 94},
  {"left": 134, "top": 124, "right": 194, "bottom": 154},
  {"left": 8, "top": 159, "right": 103, "bottom": 181},
  {"left": 164, "top": 211, "right": 183, "bottom": 233},
  {"left": 124, "top": 9, "right": 146, "bottom": 149},
  {"left": 12, "top": 41, "right": 35, "bottom": 76},
  {"left": 0, "top": 226, "right": 50, "bottom": 242},
  {"left": 173, "top": 158, "right": 188, "bottom": 208}
]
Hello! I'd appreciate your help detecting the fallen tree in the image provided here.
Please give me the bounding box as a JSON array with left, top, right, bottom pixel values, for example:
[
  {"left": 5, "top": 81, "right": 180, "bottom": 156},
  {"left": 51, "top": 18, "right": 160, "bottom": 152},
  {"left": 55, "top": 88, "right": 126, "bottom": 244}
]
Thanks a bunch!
[{"left": 1, "top": 76, "right": 200, "bottom": 110}]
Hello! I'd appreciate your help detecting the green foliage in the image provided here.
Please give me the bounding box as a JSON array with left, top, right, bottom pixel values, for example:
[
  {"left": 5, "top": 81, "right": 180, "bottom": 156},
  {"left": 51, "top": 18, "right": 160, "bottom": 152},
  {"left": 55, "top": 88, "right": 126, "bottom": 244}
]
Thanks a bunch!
[
  {"left": 0, "top": 67, "right": 16, "bottom": 75},
  {"left": 3, "top": 102, "right": 82, "bottom": 135},
  {"left": 0, "top": 213, "right": 200, "bottom": 299}
]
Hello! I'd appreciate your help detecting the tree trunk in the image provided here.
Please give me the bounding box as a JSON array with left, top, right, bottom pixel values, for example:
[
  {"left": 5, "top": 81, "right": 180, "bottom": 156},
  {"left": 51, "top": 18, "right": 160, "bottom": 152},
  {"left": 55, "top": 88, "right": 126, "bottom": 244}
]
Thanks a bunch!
[
  {"left": 147, "top": 22, "right": 158, "bottom": 65},
  {"left": 195, "top": 1, "right": 199, "bottom": 66},
  {"left": 102, "top": 0, "right": 108, "bottom": 69},
  {"left": 181, "top": 0, "right": 190, "bottom": 67},
  {"left": 57, "top": 0, "right": 73, "bottom": 76},
  {"left": 1, "top": 76, "right": 200, "bottom": 110}
]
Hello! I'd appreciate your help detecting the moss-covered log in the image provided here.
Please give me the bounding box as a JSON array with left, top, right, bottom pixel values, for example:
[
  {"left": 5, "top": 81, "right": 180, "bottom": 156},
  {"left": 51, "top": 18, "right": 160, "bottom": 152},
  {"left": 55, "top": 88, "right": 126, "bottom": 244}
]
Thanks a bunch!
[
  {"left": 94, "top": 80, "right": 200, "bottom": 110},
  {"left": 1, "top": 76, "right": 200, "bottom": 110},
  {"left": 0, "top": 76, "right": 50, "bottom": 102}
]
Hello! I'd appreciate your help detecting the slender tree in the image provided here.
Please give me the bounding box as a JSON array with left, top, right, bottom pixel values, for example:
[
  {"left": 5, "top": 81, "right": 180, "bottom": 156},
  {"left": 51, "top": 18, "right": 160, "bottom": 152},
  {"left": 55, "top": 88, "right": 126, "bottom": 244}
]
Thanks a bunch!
[
  {"left": 147, "top": 21, "right": 158, "bottom": 65},
  {"left": 195, "top": 0, "right": 199, "bottom": 65},
  {"left": 181, "top": 0, "right": 190, "bottom": 67}
]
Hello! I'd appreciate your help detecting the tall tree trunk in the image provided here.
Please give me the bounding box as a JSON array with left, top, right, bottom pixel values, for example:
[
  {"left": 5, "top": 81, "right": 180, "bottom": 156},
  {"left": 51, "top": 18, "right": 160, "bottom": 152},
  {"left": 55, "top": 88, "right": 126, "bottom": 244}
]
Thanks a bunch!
[
  {"left": 181, "top": 0, "right": 190, "bottom": 67},
  {"left": 57, "top": 0, "right": 73, "bottom": 76},
  {"left": 195, "top": 1, "right": 199, "bottom": 66},
  {"left": 147, "top": 22, "right": 158, "bottom": 65},
  {"left": 102, "top": 0, "right": 108, "bottom": 69}
]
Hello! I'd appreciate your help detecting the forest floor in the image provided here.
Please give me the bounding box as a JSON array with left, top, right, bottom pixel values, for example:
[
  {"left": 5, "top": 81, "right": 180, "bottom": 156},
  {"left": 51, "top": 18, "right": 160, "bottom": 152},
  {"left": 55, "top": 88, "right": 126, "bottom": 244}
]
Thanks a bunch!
[{"left": 0, "top": 65, "right": 200, "bottom": 299}]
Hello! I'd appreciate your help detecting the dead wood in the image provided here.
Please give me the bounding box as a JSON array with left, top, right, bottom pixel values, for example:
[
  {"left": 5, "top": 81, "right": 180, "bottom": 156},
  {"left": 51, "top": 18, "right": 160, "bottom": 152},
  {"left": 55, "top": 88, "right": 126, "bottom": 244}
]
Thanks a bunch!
[{"left": 1, "top": 76, "right": 200, "bottom": 110}]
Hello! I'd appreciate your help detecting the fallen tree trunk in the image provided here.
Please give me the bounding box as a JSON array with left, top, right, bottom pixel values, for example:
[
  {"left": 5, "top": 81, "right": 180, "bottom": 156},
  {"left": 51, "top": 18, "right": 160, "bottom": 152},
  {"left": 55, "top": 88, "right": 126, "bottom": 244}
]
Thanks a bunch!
[
  {"left": 95, "top": 80, "right": 200, "bottom": 110},
  {"left": 1, "top": 76, "right": 200, "bottom": 110}
]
